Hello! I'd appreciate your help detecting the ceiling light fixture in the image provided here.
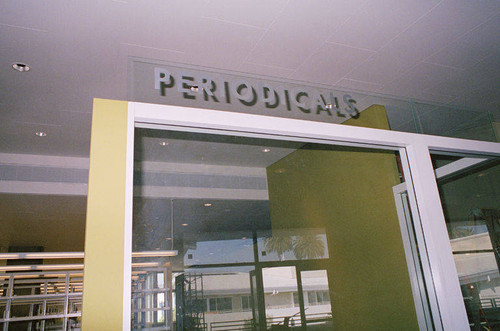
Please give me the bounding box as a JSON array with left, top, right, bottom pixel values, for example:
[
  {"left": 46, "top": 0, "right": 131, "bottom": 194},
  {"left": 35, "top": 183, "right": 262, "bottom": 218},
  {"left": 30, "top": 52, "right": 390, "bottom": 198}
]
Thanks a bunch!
[
  {"left": 35, "top": 131, "right": 47, "bottom": 137},
  {"left": 182, "top": 223, "right": 188, "bottom": 227},
  {"left": 262, "top": 148, "right": 271, "bottom": 153},
  {"left": 159, "top": 141, "right": 169, "bottom": 146},
  {"left": 12, "top": 62, "right": 31, "bottom": 72},
  {"left": 204, "top": 203, "right": 212, "bottom": 207}
]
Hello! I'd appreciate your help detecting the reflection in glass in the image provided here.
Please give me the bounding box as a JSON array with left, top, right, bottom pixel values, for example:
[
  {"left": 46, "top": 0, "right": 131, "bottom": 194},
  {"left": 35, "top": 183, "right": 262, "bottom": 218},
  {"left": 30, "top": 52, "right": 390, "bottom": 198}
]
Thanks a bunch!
[
  {"left": 259, "top": 229, "right": 328, "bottom": 262},
  {"left": 433, "top": 155, "right": 500, "bottom": 330},
  {"left": 131, "top": 261, "right": 172, "bottom": 330},
  {"left": 132, "top": 127, "right": 423, "bottom": 330},
  {"left": 301, "top": 270, "right": 332, "bottom": 329},
  {"left": 263, "top": 267, "right": 300, "bottom": 328}
]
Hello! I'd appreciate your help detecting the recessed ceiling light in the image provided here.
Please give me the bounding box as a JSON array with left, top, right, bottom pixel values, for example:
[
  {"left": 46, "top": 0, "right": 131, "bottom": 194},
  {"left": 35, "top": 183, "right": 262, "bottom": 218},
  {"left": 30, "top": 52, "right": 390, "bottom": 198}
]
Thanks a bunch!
[
  {"left": 159, "top": 141, "right": 169, "bottom": 146},
  {"left": 262, "top": 148, "right": 271, "bottom": 153},
  {"left": 204, "top": 203, "right": 212, "bottom": 207},
  {"left": 12, "top": 63, "right": 31, "bottom": 72},
  {"left": 182, "top": 223, "right": 188, "bottom": 227},
  {"left": 35, "top": 131, "right": 47, "bottom": 137}
]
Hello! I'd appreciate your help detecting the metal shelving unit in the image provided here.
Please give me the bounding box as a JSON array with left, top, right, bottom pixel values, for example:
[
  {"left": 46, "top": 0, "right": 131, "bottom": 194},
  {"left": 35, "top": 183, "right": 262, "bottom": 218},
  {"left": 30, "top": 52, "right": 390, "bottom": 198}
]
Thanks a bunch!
[
  {"left": 0, "top": 271, "right": 83, "bottom": 330},
  {"left": 131, "top": 265, "right": 173, "bottom": 331}
]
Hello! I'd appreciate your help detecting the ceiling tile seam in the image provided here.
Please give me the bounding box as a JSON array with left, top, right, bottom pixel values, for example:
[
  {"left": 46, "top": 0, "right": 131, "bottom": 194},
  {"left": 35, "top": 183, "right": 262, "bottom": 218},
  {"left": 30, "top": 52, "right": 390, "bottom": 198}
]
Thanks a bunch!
[
  {"left": 287, "top": 10, "right": 364, "bottom": 79},
  {"left": 240, "top": 61, "right": 295, "bottom": 72},
  {"left": 437, "top": 117, "right": 493, "bottom": 137},
  {"left": 339, "top": 78, "right": 384, "bottom": 89},
  {"left": 421, "top": 61, "right": 465, "bottom": 71},
  {"left": 336, "top": 0, "right": 444, "bottom": 86},
  {"left": 366, "top": 0, "right": 445, "bottom": 55},
  {"left": 421, "top": 88, "right": 455, "bottom": 99},
  {"left": 120, "top": 43, "right": 185, "bottom": 55},
  {"left": 110, "top": 42, "right": 126, "bottom": 94},
  {"left": 325, "top": 0, "right": 371, "bottom": 37},
  {"left": 323, "top": 41, "right": 377, "bottom": 54},
  {"left": 241, "top": 0, "right": 291, "bottom": 65},
  {"left": 0, "top": 22, "right": 48, "bottom": 33},
  {"left": 469, "top": 52, "right": 500, "bottom": 76},
  {"left": 381, "top": 10, "right": 500, "bottom": 97},
  {"left": 200, "top": 15, "right": 268, "bottom": 30},
  {"left": 287, "top": 28, "right": 364, "bottom": 80}
]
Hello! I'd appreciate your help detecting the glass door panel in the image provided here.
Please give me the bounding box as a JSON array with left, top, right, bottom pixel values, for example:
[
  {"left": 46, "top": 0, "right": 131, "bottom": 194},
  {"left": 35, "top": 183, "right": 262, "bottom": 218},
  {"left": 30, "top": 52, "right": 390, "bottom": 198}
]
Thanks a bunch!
[
  {"left": 393, "top": 183, "right": 436, "bottom": 330},
  {"left": 132, "top": 127, "right": 429, "bottom": 330},
  {"left": 431, "top": 154, "right": 500, "bottom": 330}
]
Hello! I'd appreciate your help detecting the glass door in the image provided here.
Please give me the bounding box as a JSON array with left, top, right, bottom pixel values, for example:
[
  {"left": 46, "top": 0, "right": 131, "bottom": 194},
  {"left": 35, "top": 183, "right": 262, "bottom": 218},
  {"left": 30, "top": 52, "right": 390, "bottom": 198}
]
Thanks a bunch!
[
  {"left": 131, "top": 125, "right": 432, "bottom": 330},
  {"left": 430, "top": 154, "right": 500, "bottom": 330},
  {"left": 393, "top": 183, "right": 436, "bottom": 330}
]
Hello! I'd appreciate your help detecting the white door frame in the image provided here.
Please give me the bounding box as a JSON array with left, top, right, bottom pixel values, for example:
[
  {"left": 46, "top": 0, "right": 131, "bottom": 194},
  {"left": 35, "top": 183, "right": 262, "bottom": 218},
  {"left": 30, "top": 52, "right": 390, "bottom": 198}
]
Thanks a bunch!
[{"left": 123, "top": 101, "right": 500, "bottom": 331}]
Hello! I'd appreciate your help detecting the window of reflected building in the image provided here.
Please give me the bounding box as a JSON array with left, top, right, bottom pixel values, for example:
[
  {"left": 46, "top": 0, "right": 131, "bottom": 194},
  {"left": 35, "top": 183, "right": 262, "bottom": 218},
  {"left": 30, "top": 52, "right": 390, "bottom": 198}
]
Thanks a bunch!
[
  {"left": 432, "top": 154, "right": 500, "bottom": 330},
  {"left": 131, "top": 128, "right": 428, "bottom": 330}
]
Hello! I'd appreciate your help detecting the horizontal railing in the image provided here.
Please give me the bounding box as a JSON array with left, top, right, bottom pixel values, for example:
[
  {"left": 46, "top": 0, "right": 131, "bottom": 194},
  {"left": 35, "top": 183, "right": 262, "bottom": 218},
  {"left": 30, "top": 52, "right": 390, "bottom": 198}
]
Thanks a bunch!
[
  {"left": 209, "top": 312, "right": 332, "bottom": 330},
  {"left": 0, "top": 252, "right": 85, "bottom": 330}
]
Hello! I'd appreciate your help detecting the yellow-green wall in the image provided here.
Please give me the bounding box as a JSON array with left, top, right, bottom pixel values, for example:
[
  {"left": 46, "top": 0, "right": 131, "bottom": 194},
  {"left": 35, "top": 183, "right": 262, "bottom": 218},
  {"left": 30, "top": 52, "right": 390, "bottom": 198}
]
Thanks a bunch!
[
  {"left": 82, "top": 99, "right": 129, "bottom": 330},
  {"left": 266, "top": 105, "right": 419, "bottom": 330}
]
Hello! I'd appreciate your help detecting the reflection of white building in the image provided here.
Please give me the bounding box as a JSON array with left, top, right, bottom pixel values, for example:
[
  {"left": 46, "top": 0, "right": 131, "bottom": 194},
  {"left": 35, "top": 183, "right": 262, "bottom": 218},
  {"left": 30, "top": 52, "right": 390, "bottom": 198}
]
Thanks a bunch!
[
  {"left": 451, "top": 232, "right": 500, "bottom": 308},
  {"left": 199, "top": 267, "right": 331, "bottom": 330}
]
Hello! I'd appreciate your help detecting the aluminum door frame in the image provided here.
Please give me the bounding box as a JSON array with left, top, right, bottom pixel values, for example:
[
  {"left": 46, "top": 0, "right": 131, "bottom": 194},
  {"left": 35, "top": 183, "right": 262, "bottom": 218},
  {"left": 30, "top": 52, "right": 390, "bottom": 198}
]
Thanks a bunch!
[{"left": 121, "top": 101, "right": 500, "bottom": 331}]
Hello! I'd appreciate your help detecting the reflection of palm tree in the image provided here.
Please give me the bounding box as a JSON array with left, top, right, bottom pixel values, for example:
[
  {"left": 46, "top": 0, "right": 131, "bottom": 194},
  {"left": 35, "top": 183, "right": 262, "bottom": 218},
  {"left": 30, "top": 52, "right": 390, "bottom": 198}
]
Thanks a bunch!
[
  {"left": 293, "top": 234, "right": 325, "bottom": 260},
  {"left": 264, "top": 233, "right": 293, "bottom": 261},
  {"left": 264, "top": 232, "right": 325, "bottom": 260}
]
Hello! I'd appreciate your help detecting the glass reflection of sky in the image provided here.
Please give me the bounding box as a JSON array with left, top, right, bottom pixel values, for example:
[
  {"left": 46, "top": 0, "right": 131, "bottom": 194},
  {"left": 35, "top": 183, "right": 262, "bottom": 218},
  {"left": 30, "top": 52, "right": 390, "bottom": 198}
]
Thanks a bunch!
[
  {"left": 185, "top": 238, "right": 254, "bottom": 265},
  {"left": 258, "top": 234, "right": 329, "bottom": 262},
  {"left": 184, "top": 232, "right": 329, "bottom": 266}
]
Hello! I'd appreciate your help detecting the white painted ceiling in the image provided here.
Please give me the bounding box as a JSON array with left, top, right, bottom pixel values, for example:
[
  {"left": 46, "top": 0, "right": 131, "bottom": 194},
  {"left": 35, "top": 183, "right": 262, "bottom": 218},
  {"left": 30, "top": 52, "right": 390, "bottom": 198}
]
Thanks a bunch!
[
  {"left": 1, "top": 0, "right": 499, "bottom": 158},
  {"left": 1, "top": 1, "right": 499, "bottom": 253}
]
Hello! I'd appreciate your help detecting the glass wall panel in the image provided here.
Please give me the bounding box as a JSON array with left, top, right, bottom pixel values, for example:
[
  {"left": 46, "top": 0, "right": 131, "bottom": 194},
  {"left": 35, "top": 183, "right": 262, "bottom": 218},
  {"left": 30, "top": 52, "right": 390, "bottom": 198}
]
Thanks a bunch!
[
  {"left": 132, "top": 127, "right": 429, "bottom": 330},
  {"left": 131, "top": 60, "right": 496, "bottom": 142},
  {"left": 414, "top": 103, "right": 496, "bottom": 141},
  {"left": 432, "top": 153, "right": 500, "bottom": 330}
]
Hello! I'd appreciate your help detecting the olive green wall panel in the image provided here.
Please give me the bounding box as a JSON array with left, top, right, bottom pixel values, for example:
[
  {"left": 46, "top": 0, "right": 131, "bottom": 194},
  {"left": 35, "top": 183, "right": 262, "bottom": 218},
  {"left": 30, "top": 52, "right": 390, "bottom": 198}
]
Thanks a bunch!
[{"left": 266, "top": 105, "right": 419, "bottom": 330}]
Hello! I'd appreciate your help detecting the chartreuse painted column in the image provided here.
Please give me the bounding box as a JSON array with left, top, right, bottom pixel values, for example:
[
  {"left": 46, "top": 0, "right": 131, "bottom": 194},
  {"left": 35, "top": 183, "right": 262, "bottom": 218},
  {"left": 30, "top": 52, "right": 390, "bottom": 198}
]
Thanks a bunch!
[
  {"left": 82, "top": 99, "right": 130, "bottom": 330},
  {"left": 267, "top": 105, "right": 419, "bottom": 330}
]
